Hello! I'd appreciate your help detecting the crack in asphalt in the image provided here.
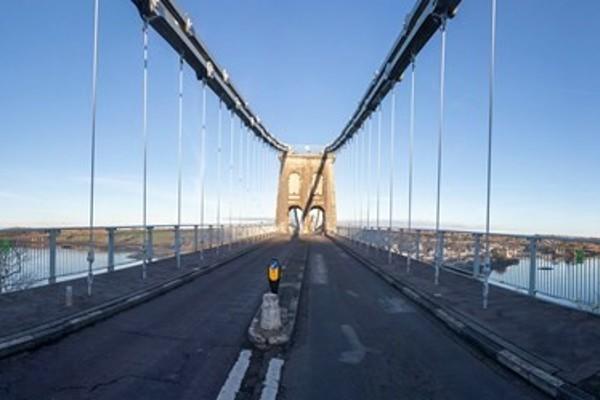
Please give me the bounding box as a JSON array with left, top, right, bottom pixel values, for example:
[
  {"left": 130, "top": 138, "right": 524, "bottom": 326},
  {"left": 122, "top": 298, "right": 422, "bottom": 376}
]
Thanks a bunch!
[
  {"left": 48, "top": 351, "right": 194, "bottom": 396},
  {"left": 88, "top": 374, "right": 178, "bottom": 393},
  {"left": 117, "top": 329, "right": 186, "bottom": 342},
  {"left": 51, "top": 385, "right": 87, "bottom": 394},
  {"left": 170, "top": 351, "right": 192, "bottom": 382}
]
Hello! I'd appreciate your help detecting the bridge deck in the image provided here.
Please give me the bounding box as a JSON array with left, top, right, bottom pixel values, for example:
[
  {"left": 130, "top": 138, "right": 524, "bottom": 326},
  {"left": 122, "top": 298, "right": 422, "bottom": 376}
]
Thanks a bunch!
[{"left": 0, "top": 237, "right": 599, "bottom": 398}]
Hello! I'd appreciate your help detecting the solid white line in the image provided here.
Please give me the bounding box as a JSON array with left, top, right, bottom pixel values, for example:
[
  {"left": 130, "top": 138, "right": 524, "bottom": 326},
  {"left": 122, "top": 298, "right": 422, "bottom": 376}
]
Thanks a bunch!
[
  {"left": 215, "top": 349, "right": 252, "bottom": 400},
  {"left": 259, "top": 357, "right": 284, "bottom": 400}
]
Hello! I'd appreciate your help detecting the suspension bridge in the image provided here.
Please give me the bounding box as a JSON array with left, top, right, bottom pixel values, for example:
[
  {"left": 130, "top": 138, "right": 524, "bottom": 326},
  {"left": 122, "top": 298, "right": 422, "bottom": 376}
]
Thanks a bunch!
[{"left": 1, "top": 1, "right": 599, "bottom": 399}]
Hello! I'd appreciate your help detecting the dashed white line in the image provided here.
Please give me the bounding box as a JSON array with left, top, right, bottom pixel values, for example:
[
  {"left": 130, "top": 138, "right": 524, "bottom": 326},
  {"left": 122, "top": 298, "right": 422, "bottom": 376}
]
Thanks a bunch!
[
  {"left": 215, "top": 349, "right": 252, "bottom": 400},
  {"left": 339, "top": 324, "right": 367, "bottom": 365},
  {"left": 259, "top": 357, "right": 285, "bottom": 400},
  {"left": 311, "top": 253, "right": 328, "bottom": 285}
]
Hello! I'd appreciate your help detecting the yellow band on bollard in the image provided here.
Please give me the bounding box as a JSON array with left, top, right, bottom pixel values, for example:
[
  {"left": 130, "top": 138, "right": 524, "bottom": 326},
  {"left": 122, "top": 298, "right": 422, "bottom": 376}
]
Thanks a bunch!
[{"left": 268, "top": 267, "right": 280, "bottom": 282}]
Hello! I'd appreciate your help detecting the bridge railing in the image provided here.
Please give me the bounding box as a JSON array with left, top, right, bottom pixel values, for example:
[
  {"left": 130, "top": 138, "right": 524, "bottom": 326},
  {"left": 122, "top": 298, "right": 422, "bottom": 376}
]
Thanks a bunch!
[
  {"left": 337, "top": 226, "right": 600, "bottom": 315},
  {"left": 0, "top": 223, "right": 276, "bottom": 293}
]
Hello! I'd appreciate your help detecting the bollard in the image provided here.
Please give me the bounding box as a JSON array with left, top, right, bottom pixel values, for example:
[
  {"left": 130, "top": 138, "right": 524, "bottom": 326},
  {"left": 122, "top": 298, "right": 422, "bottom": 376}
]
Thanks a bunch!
[
  {"left": 260, "top": 293, "right": 282, "bottom": 331},
  {"left": 193, "top": 225, "right": 199, "bottom": 253},
  {"left": 65, "top": 285, "right": 73, "bottom": 307}
]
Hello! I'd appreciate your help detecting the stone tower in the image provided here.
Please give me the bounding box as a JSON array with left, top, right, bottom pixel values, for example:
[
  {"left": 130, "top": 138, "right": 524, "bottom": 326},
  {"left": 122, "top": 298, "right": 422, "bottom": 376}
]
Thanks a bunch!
[{"left": 275, "top": 152, "right": 337, "bottom": 234}]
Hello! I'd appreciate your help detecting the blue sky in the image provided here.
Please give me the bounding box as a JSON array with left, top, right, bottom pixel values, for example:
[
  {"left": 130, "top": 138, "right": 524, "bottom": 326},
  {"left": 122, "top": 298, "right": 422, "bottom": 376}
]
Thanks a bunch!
[{"left": 0, "top": 1, "right": 599, "bottom": 237}]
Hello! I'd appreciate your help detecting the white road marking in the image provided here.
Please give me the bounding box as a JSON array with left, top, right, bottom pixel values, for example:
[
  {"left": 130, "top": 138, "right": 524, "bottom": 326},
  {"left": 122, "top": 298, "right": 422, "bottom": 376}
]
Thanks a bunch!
[
  {"left": 378, "top": 296, "right": 414, "bottom": 314},
  {"left": 345, "top": 289, "right": 359, "bottom": 298},
  {"left": 311, "top": 253, "right": 328, "bottom": 285},
  {"left": 259, "top": 357, "right": 285, "bottom": 400},
  {"left": 339, "top": 324, "right": 367, "bottom": 365},
  {"left": 215, "top": 349, "right": 252, "bottom": 400}
]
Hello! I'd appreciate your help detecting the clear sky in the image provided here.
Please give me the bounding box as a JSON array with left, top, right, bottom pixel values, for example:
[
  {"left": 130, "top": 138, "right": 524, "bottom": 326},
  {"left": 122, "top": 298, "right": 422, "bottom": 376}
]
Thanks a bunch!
[{"left": 0, "top": 1, "right": 599, "bottom": 237}]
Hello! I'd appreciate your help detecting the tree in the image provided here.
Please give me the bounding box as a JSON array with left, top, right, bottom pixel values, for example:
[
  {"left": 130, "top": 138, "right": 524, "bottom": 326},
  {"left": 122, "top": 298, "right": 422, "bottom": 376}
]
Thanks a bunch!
[{"left": 0, "top": 239, "right": 29, "bottom": 292}]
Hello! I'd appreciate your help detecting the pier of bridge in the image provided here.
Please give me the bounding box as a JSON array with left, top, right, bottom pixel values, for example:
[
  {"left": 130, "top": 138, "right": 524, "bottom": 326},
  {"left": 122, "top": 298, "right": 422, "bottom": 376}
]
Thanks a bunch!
[{"left": 275, "top": 152, "right": 337, "bottom": 234}]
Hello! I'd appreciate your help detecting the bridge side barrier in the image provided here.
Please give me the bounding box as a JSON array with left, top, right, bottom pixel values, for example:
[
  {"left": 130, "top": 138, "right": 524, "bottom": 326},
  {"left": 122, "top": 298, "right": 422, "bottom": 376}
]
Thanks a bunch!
[
  {"left": 336, "top": 225, "right": 600, "bottom": 315},
  {"left": 0, "top": 223, "right": 276, "bottom": 294}
]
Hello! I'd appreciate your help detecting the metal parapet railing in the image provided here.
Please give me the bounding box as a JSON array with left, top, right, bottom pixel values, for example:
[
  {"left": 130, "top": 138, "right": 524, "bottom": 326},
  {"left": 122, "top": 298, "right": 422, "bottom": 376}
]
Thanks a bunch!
[
  {"left": 337, "top": 225, "right": 600, "bottom": 315},
  {"left": 0, "top": 223, "right": 276, "bottom": 293}
]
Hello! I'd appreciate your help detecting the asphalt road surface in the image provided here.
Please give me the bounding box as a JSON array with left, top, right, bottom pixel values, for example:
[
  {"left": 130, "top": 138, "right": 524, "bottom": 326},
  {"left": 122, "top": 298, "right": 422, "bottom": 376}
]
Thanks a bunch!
[
  {"left": 0, "top": 237, "right": 302, "bottom": 400},
  {"left": 278, "top": 237, "right": 547, "bottom": 400}
]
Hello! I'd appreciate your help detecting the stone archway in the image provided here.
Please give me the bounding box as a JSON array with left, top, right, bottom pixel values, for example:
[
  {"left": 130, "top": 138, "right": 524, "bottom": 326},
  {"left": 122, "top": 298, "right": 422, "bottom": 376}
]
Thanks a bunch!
[
  {"left": 275, "top": 152, "right": 336, "bottom": 233},
  {"left": 306, "top": 206, "right": 325, "bottom": 234},
  {"left": 288, "top": 206, "right": 304, "bottom": 235}
]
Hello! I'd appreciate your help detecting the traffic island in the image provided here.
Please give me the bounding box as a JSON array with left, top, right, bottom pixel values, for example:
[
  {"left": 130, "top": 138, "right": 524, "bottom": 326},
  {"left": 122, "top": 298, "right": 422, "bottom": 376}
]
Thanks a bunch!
[
  {"left": 248, "top": 242, "right": 309, "bottom": 349},
  {"left": 248, "top": 293, "right": 288, "bottom": 348}
]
